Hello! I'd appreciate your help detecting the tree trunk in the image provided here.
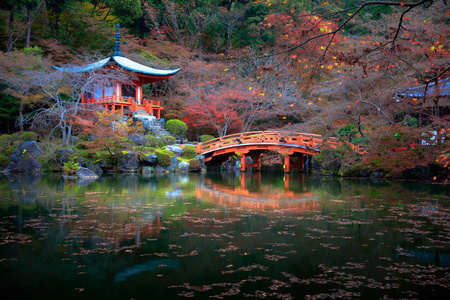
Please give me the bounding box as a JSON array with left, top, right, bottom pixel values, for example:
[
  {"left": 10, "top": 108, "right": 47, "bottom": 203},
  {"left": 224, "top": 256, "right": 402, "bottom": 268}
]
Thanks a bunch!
[
  {"left": 139, "top": 16, "right": 145, "bottom": 40},
  {"left": 198, "top": 30, "right": 203, "bottom": 60},
  {"left": 26, "top": 7, "right": 32, "bottom": 48},
  {"left": 19, "top": 98, "right": 24, "bottom": 132},
  {"left": 7, "top": 8, "right": 15, "bottom": 52},
  {"left": 65, "top": 124, "right": 72, "bottom": 145},
  {"left": 224, "top": 26, "right": 229, "bottom": 54}
]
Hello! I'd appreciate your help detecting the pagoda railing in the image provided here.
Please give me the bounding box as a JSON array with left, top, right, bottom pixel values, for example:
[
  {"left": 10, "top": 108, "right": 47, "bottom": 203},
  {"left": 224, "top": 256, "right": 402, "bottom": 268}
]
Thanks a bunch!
[{"left": 82, "top": 96, "right": 161, "bottom": 108}]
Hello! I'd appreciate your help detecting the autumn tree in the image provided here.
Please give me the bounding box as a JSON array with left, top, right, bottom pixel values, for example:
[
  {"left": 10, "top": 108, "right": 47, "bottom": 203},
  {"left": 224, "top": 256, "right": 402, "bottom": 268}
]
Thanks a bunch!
[
  {"left": 0, "top": 49, "right": 46, "bottom": 131},
  {"left": 26, "top": 57, "right": 135, "bottom": 144},
  {"left": 74, "top": 110, "right": 133, "bottom": 163}
]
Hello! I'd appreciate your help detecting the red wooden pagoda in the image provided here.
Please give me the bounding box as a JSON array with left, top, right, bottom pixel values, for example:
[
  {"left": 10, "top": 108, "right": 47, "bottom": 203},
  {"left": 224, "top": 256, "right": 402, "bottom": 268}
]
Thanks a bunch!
[{"left": 53, "top": 23, "right": 180, "bottom": 119}]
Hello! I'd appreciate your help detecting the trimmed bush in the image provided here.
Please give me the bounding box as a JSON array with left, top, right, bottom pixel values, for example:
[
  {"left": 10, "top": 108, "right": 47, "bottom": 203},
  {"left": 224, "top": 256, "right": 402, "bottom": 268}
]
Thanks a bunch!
[
  {"left": 188, "top": 159, "right": 202, "bottom": 172},
  {"left": 75, "top": 141, "right": 88, "bottom": 149},
  {"left": 182, "top": 145, "right": 197, "bottom": 159},
  {"left": 21, "top": 131, "right": 38, "bottom": 141},
  {"left": 155, "top": 149, "right": 172, "bottom": 167},
  {"left": 4, "top": 144, "right": 17, "bottom": 157},
  {"left": 0, "top": 155, "right": 10, "bottom": 166},
  {"left": 166, "top": 119, "right": 188, "bottom": 137},
  {"left": 146, "top": 134, "right": 176, "bottom": 148},
  {"left": 199, "top": 135, "right": 216, "bottom": 142},
  {"left": 133, "top": 145, "right": 155, "bottom": 156},
  {"left": 162, "top": 135, "right": 176, "bottom": 145},
  {"left": 0, "top": 134, "right": 13, "bottom": 152}
]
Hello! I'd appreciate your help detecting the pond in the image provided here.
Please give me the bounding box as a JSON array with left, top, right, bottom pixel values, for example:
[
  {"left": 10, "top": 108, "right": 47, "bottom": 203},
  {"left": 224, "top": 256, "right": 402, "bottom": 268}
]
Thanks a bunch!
[{"left": 0, "top": 171, "right": 449, "bottom": 299}]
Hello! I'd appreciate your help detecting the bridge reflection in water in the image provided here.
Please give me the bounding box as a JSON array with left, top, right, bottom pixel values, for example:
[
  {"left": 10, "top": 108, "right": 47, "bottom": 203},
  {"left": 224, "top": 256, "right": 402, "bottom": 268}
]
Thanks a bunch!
[{"left": 197, "top": 173, "right": 320, "bottom": 213}]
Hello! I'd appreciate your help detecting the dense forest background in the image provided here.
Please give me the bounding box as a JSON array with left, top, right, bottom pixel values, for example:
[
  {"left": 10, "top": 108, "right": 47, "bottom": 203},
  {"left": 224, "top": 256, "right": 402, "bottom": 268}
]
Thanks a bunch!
[{"left": 0, "top": 0, "right": 449, "bottom": 175}]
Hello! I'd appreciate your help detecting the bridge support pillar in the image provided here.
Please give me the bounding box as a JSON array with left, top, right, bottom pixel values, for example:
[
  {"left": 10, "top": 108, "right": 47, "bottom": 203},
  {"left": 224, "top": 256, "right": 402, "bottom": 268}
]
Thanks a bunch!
[
  {"left": 240, "top": 155, "right": 246, "bottom": 172},
  {"left": 284, "top": 155, "right": 290, "bottom": 173},
  {"left": 255, "top": 154, "right": 261, "bottom": 172},
  {"left": 293, "top": 154, "right": 304, "bottom": 172}
]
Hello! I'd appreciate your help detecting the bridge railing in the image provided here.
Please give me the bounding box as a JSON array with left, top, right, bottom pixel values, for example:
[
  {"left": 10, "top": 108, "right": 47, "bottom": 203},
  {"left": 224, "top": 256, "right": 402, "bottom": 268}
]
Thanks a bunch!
[
  {"left": 197, "top": 131, "right": 342, "bottom": 153},
  {"left": 196, "top": 131, "right": 365, "bottom": 155}
]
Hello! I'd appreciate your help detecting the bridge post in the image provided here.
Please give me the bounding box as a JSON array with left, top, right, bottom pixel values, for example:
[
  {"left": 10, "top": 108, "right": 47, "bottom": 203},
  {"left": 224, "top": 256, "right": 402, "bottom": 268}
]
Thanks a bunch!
[
  {"left": 240, "top": 155, "right": 246, "bottom": 172},
  {"left": 283, "top": 155, "right": 290, "bottom": 173},
  {"left": 298, "top": 154, "right": 304, "bottom": 172},
  {"left": 255, "top": 154, "right": 262, "bottom": 172}
]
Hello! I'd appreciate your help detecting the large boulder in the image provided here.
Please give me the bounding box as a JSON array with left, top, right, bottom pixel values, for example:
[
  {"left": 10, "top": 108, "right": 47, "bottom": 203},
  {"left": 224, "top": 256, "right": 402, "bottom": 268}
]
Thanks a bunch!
[
  {"left": 167, "top": 156, "right": 179, "bottom": 172},
  {"left": 96, "top": 159, "right": 109, "bottom": 170},
  {"left": 166, "top": 145, "right": 183, "bottom": 157},
  {"left": 76, "top": 156, "right": 86, "bottom": 168},
  {"left": 188, "top": 159, "right": 202, "bottom": 172},
  {"left": 76, "top": 167, "right": 99, "bottom": 179},
  {"left": 9, "top": 141, "right": 43, "bottom": 163},
  {"left": 8, "top": 141, "right": 43, "bottom": 174},
  {"left": 128, "top": 133, "right": 148, "bottom": 146},
  {"left": 119, "top": 151, "right": 139, "bottom": 173},
  {"left": 195, "top": 155, "right": 205, "bottom": 166},
  {"left": 177, "top": 161, "right": 189, "bottom": 173},
  {"left": 142, "top": 154, "right": 157, "bottom": 166},
  {"left": 9, "top": 157, "right": 43, "bottom": 174},
  {"left": 87, "top": 161, "right": 103, "bottom": 176}
]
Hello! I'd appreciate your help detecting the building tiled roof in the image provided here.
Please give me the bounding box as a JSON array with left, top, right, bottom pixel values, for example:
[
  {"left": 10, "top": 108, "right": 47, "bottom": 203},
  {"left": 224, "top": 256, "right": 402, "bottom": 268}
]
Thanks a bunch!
[
  {"left": 396, "top": 77, "right": 450, "bottom": 98},
  {"left": 53, "top": 56, "right": 180, "bottom": 77}
]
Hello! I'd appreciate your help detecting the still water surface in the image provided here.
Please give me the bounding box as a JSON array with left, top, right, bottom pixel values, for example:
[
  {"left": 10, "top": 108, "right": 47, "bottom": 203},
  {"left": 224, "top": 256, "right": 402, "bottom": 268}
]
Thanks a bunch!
[{"left": 0, "top": 171, "right": 449, "bottom": 299}]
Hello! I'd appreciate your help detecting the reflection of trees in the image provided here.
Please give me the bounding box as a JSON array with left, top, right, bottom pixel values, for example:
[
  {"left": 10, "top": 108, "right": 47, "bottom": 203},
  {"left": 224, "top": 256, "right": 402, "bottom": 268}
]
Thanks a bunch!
[
  {"left": 0, "top": 173, "right": 206, "bottom": 257},
  {"left": 8, "top": 174, "right": 43, "bottom": 204}
]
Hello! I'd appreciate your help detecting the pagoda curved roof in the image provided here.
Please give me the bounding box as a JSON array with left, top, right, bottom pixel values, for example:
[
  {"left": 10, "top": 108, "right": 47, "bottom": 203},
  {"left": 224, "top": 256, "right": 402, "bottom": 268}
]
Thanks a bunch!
[{"left": 53, "top": 56, "right": 181, "bottom": 77}]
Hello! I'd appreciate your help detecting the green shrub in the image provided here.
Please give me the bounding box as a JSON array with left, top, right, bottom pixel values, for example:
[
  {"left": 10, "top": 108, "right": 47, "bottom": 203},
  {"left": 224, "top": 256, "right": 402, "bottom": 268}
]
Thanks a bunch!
[
  {"left": 146, "top": 134, "right": 176, "bottom": 148},
  {"left": 166, "top": 119, "right": 188, "bottom": 137},
  {"left": 77, "top": 134, "right": 89, "bottom": 141},
  {"left": 11, "top": 132, "right": 21, "bottom": 141},
  {"left": 133, "top": 145, "right": 155, "bottom": 156},
  {"left": 21, "top": 131, "right": 38, "bottom": 141},
  {"left": 37, "top": 147, "right": 60, "bottom": 172},
  {"left": 313, "top": 149, "right": 342, "bottom": 176},
  {"left": 162, "top": 135, "right": 176, "bottom": 145},
  {"left": 188, "top": 159, "right": 202, "bottom": 172},
  {"left": 4, "top": 144, "right": 16, "bottom": 157},
  {"left": 0, "top": 155, "right": 10, "bottom": 166},
  {"left": 182, "top": 145, "right": 197, "bottom": 159},
  {"left": 155, "top": 149, "right": 172, "bottom": 167},
  {"left": 75, "top": 141, "right": 88, "bottom": 149},
  {"left": 63, "top": 161, "right": 80, "bottom": 176},
  {"left": 23, "top": 46, "right": 43, "bottom": 57},
  {"left": 199, "top": 135, "right": 216, "bottom": 142},
  {"left": 0, "top": 134, "right": 13, "bottom": 152}
]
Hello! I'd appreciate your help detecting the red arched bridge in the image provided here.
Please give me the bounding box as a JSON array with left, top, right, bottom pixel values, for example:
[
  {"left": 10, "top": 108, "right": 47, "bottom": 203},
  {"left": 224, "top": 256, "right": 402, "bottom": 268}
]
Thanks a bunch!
[{"left": 196, "top": 131, "right": 365, "bottom": 172}]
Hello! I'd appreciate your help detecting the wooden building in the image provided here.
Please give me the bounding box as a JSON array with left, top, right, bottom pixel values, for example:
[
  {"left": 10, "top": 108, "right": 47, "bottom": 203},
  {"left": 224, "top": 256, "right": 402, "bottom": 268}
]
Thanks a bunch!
[
  {"left": 53, "top": 24, "right": 180, "bottom": 119},
  {"left": 395, "top": 77, "right": 450, "bottom": 124}
]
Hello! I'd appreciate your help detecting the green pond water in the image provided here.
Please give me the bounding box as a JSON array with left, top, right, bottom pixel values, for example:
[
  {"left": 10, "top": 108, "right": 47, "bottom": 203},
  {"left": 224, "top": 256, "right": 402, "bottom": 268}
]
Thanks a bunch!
[{"left": 0, "top": 171, "right": 449, "bottom": 299}]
